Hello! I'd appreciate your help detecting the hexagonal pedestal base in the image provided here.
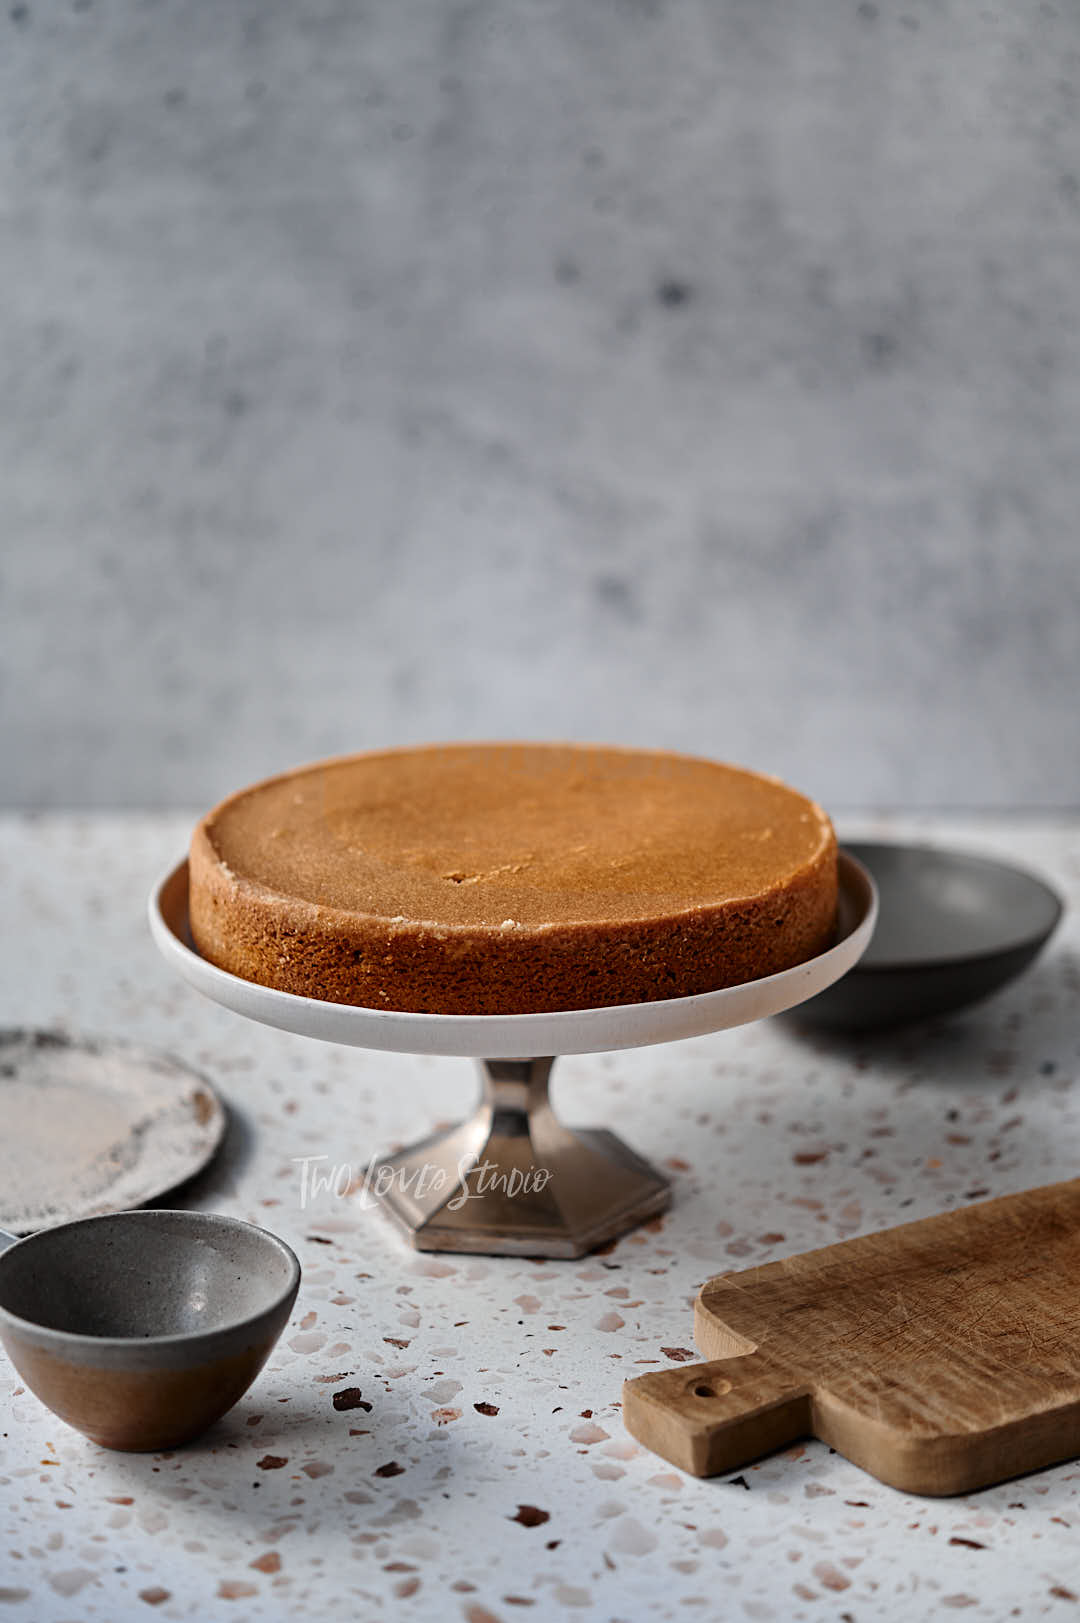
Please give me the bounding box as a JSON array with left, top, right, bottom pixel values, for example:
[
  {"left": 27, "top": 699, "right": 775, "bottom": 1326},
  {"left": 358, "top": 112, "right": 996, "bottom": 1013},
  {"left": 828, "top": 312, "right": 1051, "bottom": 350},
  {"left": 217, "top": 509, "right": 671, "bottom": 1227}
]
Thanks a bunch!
[{"left": 366, "top": 1057, "right": 671, "bottom": 1258}]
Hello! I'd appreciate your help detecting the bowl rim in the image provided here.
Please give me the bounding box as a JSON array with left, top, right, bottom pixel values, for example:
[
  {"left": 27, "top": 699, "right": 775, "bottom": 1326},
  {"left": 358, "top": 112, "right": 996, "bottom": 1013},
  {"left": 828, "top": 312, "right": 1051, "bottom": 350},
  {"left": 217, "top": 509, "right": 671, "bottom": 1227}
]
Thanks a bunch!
[
  {"left": 0, "top": 1209, "right": 301, "bottom": 1354},
  {"left": 839, "top": 839, "right": 1064, "bottom": 975}
]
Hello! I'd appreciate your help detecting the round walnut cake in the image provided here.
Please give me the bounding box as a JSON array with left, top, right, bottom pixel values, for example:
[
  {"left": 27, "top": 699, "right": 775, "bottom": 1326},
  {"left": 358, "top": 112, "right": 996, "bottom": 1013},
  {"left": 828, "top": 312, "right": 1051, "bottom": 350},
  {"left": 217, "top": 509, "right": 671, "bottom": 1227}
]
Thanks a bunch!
[{"left": 189, "top": 743, "right": 837, "bottom": 1016}]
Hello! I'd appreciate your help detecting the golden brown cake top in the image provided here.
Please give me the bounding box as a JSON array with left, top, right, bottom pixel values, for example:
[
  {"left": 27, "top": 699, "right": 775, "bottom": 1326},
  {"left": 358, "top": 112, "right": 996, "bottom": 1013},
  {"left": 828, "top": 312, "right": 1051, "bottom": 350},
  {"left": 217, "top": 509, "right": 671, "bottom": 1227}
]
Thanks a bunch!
[{"left": 197, "top": 744, "right": 832, "bottom": 931}]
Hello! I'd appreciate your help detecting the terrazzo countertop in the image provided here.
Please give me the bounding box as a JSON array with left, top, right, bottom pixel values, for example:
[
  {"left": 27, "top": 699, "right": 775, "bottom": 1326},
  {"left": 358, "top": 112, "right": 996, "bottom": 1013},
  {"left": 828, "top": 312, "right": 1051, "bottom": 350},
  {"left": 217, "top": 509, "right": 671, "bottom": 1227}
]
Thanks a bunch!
[{"left": 1, "top": 812, "right": 1078, "bottom": 1623}]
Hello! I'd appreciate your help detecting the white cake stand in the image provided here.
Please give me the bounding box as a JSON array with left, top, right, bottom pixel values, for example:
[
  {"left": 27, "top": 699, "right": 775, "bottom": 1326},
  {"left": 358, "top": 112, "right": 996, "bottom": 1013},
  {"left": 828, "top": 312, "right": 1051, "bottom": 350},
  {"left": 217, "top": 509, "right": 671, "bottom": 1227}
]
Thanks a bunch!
[{"left": 150, "top": 854, "right": 876, "bottom": 1258}]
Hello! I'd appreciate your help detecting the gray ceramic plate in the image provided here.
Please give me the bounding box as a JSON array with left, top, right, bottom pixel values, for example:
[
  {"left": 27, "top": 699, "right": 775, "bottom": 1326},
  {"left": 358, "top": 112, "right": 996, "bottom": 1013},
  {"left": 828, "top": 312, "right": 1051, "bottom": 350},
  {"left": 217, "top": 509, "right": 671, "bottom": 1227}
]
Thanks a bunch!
[
  {"left": 0, "top": 1030, "right": 226, "bottom": 1233},
  {"left": 793, "top": 841, "right": 1064, "bottom": 1033}
]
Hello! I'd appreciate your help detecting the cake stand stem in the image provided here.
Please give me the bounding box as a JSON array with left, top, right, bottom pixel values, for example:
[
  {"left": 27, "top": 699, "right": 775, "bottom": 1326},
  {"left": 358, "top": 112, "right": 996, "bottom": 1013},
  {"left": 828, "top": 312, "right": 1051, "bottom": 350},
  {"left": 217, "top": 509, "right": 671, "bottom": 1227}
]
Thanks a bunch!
[{"left": 366, "top": 1057, "right": 671, "bottom": 1259}]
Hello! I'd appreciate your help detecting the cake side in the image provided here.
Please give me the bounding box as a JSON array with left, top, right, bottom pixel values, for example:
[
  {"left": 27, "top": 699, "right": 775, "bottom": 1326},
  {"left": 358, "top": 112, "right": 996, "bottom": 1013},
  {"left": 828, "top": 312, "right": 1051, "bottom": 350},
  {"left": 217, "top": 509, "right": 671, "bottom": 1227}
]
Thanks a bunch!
[{"left": 189, "top": 833, "right": 837, "bottom": 1015}]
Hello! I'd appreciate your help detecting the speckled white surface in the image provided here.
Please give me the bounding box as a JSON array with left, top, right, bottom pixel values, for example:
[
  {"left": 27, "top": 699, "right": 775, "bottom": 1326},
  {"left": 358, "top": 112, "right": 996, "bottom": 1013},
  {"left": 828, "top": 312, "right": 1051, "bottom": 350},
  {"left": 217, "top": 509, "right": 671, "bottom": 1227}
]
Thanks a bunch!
[{"left": 1, "top": 813, "right": 1078, "bottom": 1622}]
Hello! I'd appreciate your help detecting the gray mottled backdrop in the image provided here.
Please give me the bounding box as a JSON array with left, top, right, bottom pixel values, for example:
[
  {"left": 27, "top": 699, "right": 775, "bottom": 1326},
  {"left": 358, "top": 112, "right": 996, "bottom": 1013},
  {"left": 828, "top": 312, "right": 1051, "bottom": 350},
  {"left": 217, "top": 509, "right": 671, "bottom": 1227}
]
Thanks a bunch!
[{"left": 2, "top": 0, "right": 1078, "bottom": 810}]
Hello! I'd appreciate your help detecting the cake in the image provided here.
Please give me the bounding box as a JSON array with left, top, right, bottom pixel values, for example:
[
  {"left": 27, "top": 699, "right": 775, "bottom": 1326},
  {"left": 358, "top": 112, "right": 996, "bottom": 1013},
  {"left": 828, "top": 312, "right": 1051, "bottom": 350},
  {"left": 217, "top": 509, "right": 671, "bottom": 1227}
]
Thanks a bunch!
[{"left": 188, "top": 743, "right": 837, "bottom": 1015}]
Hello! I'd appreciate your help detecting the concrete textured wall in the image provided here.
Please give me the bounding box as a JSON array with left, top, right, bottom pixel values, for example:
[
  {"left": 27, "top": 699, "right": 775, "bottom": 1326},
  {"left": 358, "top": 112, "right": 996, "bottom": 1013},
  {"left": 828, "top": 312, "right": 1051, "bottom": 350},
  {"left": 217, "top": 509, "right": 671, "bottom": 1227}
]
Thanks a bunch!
[{"left": 2, "top": 0, "right": 1078, "bottom": 810}]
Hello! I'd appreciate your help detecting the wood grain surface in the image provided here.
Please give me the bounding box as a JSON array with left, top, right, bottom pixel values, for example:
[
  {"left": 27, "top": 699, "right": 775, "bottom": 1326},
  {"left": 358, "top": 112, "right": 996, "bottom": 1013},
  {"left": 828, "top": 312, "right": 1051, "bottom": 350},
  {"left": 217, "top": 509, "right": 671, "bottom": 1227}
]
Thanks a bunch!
[{"left": 623, "top": 1179, "right": 1080, "bottom": 1494}]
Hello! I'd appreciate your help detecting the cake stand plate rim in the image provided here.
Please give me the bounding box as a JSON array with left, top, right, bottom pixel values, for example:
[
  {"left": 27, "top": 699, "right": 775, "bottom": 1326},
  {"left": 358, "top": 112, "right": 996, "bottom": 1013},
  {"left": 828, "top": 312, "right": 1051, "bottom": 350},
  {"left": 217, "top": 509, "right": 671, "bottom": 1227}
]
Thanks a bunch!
[{"left": 149, "top": 852, "right": 877, "bottom": 1059}]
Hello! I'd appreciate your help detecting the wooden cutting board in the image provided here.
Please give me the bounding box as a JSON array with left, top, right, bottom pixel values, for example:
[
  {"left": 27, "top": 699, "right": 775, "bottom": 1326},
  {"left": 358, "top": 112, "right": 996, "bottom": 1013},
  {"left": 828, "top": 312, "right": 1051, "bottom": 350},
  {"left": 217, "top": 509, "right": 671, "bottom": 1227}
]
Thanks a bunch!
[{"left": 623, "top": 1180, "right": 1080, "bottom": 1495}]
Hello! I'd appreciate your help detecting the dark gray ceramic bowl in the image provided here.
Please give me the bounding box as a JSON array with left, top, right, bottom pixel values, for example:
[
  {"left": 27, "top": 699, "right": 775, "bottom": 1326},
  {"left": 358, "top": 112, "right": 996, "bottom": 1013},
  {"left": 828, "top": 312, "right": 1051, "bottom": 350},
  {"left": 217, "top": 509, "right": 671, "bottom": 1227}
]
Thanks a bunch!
[
  {"left": 0, "top": 1210, "right": 300, "bottom": 1450},
  {"left": 793, "top": 841, "right": 1064, "bottom": 1033}
]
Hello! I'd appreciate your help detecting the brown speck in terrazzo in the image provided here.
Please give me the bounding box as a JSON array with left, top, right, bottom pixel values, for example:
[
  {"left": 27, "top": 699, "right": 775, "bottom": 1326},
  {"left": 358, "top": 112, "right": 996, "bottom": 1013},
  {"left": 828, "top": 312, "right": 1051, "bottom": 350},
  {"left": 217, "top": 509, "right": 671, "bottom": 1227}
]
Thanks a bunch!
[
  {"left": 256, "top": 1455, "right": 288, "bottom": 1470},
  {"left": 332, "top": 1387, "right": 371, "bottom": 1412},
  {"left": 662, "top": 1347, "right": 696, "bottom": 1362},
  {"left": 474, "top": 1402, "right": 499, "bottom": 1416},
  {"left": 218, "top": 1579, "right": 258, "bottom": 1599},
  {"left": 383, "top": 1336, "right": 411, "bottom": 1348},
  {"left": 374, "top": 1461, "right": 405, "bottom": 1477},
  {"left": 250, "top": 1552, "right": 281, "bottom": 1573},
  {"left": 138, "top": 1590, "right": 170, "bottom": 1606},
  {"left": 812, "top": 1561, "right": 851, "bottom": 1591},
  {"left": 511, "top": 1504, "right": 550, "bottom": 1527}
]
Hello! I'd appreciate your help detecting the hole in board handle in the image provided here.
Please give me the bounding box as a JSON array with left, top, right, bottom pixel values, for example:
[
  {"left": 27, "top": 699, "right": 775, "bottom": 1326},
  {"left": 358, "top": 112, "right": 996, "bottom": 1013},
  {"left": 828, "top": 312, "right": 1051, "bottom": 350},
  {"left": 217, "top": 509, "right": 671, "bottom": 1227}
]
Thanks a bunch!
[{"left": 693, "top": 1378, "right": 732, "bottom": 1400}]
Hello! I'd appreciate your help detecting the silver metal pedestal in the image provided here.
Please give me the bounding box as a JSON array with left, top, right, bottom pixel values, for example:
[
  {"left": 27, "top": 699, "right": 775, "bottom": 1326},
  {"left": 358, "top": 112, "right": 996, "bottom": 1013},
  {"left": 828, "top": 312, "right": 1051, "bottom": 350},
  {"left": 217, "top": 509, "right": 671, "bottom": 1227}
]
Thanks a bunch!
[{"left": 367, "top": 1057, "right": 671, "bottom": 1258}]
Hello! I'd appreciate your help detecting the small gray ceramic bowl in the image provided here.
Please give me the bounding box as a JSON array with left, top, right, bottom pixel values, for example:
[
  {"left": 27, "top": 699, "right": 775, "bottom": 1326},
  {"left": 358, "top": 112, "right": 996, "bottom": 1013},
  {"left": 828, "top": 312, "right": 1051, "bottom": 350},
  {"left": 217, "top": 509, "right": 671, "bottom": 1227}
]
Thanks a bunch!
[{"left": 0, "top": 1210, "right": 300, "bottom": 1451}]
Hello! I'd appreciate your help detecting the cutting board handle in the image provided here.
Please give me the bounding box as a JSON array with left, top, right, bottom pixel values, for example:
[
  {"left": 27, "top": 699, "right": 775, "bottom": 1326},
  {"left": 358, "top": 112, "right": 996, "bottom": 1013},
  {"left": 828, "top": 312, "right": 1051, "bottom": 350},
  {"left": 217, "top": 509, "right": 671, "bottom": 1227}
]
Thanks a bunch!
[{"left": 622, "top": 1355, "right": 810, "bottom": 1477}]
